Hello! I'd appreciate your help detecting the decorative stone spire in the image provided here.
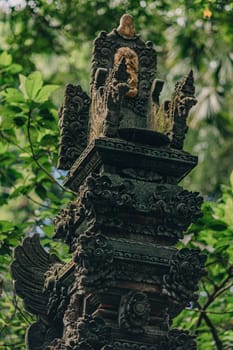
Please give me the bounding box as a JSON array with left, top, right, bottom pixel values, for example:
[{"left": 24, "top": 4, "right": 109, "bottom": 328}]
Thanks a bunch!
[
  {"left": 11, "top": 14, "right": 206, "bottom": 350},
  {"left": 117, "top": 14, "right": 136, "bottom": 38}
]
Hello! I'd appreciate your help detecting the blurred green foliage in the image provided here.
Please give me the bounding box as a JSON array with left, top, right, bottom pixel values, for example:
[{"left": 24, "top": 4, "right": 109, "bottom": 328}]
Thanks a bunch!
[
  {"left": 175, "top": 177, "right": 233, "bottom": 349},
  {"left": 0, "top": 51, "right": 71, "bottom": 349},
  {"left": 0, "top": 1, "right": 233, "bottom": 349}
]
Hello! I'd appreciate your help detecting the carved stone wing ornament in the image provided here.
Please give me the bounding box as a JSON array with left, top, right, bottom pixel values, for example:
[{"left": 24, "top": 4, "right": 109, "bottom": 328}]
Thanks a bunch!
[{"left": 11, "top": 234, "right": 64, "bottom": 349}]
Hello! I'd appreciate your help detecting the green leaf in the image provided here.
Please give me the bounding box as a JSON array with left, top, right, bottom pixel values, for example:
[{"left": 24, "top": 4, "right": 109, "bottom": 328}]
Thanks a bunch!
[
  {"left": 9, "top": 63, "right": 22, "bottom": 74},
  {"left": 4, "top": 63, "right": 22, "bottom": 74},
  {"left": 208, "top": 219, "right": 228, "bottom": 231},
  {"left": 35, "top": 183, "right": 47, "bottom": 200},
  {"left": 25, "top": 71, "right": 43, "bottom": 100},
  {"left": 0, "top": 192, "right": 9, "bottom": 205},
  {"left": 43, "top": 225, "right": 54, "bottom": 238},
  {"left": 13, "top": 115, "right": 27, "bottom": 126},
  {"left": 10, "top": 185, "right": 33, "bottom": 199},
  {"left": 0, "top": 52, "right": 12, "bottom": 67},
  {"left": 0, "top": 220, "right": 15, "bottom": 232},
  {"left": 34, "top": 84, "right": 59, "bottom": 103},
  {"left": 3, "top": 88, "right": 25, "bottom": 103},
  {"left": 40, "top": 134, "right": 57, "bottom": 146}
]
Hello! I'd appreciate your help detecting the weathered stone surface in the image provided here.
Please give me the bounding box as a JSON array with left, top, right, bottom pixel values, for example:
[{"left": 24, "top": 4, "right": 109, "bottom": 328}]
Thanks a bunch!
[
  {"left": 58, "top": 84, "right": 90, "bottom": 170},
  {"left": 64, "top": 137, "right": 198, "bottom": 192},
  {"left": 163, "top": 248, "right": 207, "bottom": 304}
]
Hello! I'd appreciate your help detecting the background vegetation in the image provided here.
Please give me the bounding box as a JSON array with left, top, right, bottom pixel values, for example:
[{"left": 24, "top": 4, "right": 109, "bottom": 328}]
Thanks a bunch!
[{"left": 0, "top": 0, "right": 233, "bottom": 349}]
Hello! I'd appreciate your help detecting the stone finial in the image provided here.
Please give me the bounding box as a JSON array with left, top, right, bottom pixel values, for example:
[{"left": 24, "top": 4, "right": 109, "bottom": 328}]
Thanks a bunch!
[{"left": 117, "top": 14, "right": 136, "bottom": 38}]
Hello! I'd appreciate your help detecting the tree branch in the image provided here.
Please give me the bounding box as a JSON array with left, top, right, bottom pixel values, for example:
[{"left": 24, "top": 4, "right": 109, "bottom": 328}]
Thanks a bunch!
[
  {"left": 0, "top": 130, "right": 29, "bottom": 154},
  {"left": 196, "top": 272, "right": 233, "bottom": 348},
  {"left": 27, "top": 108, "right": 76, "bottom": 195},
  {"left": 200, "top": 308, "right": 223, "bottom": 350},
  {"left": 0, "top": 168, "right": 58, "bottom": 210}
]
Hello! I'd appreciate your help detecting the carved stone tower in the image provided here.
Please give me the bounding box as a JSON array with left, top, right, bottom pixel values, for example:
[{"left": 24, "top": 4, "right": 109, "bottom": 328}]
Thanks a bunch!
[{"left": 11, "top": 14, "right": 206, "bottom": 350}]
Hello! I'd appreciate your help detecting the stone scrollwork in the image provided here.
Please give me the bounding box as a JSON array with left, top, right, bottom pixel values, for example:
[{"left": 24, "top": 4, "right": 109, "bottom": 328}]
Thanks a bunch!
[
  {"left": 149, "top": 185, "right": 203, "bottom": 240},
  {"left": 162, "top": 248, "right": 207, "bottom": 304},
  {"left": 74, "top": 174, "right": 203, "bottom": 242},
  {"left": 170, "top": 71, "right": 197, "bottom": 149},
  {"left": 151, "top": 71, "right": 197, "bottom": 148},
  {"left": 54, "top": 200, "right": 80, "bottom": 252},
  {"left": 66, "top": 315, "right": 112, "bottom": 350},
  {"left": 73, "top": 232, "right": 115, "bottom": 292},
  {"left": 61, "top": 329, "right": 198, "bottom": 350},
  {"left": 48, "top": 316, "right": 112, "bottom": 350},
  {"left": 58, "top": 84, "right": 91, "bottom": 170},
  {"left": 90, "top": 56, "right": 129, "bottom": 141},
  {"left": 81, "top": 173, "right": 135, "bottom": 205},
  {"left": 160, "top": 329, "right": 197, "bottom": 350},
  {"left": 47, "top": 338, "right": 66, "bottom": 350},
  {"left": 71, "top": 315, "right": 111, "bottom": 349},
  {"left": 118, "top": 291, "right": 151, "bottom": 334}
]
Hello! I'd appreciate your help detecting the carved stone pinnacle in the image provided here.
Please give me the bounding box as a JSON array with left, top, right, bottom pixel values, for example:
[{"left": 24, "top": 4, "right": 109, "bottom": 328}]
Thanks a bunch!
[{"left": 117, "top": 14, "right": 136, "bottom": 38}]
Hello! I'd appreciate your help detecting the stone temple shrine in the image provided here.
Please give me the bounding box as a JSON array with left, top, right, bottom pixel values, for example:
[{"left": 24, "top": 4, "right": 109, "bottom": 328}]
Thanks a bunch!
[{"left": 11, "top": 14, "right": 206, "bottom": 350}]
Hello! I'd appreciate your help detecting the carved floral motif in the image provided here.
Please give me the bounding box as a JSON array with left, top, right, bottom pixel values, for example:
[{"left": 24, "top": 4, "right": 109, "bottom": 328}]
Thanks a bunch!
[
  {"left": 160, "top": 329, "right": 197, "bottom": 350},
  {"left": 48, "top": 338, "right": 66, "bottom": 350},
  {"left": 163, "top": 248, "right": 207, "bottom": 304},
  {"left": 54, "top": 200, "right": 80, "bottom": 252},
  {"left": 58, "top": 84, "right": 90, "bottom": 170},
  {"left": 112, "top": 330, "right": 196, "bottom": 350},
  {"left": 73, "top": 232, "right": 115, "bottom": 292},
  {"left": 118, "top": 291, "right": 151, "bottom": 334},
  {"left": 49, "top": 315, "right": 112, "bottom": 350},
  {"left": 149, "top": 185, "right": 203, "bottom": 239},
  {"left": 74, "top": 174, "right": 203, "bottom": 241}
]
